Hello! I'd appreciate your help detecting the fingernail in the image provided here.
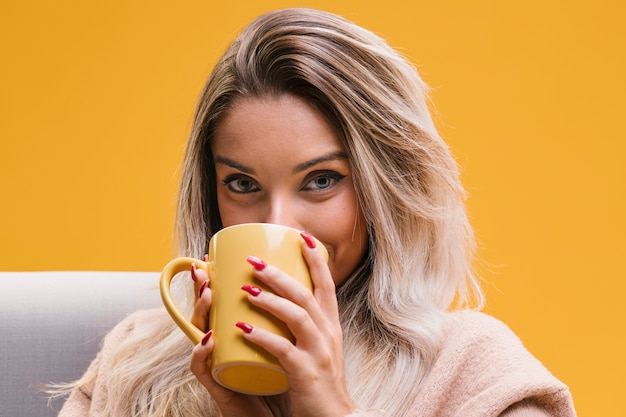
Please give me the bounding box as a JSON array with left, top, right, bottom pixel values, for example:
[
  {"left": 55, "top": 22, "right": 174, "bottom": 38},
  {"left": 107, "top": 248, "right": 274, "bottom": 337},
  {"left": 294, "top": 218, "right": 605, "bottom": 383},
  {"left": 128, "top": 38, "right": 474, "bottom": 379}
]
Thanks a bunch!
[
  {"left": 191, "top": 263, "right": 198, "bottom": 282},
  {"left": 201, "top": 330, "right": 213, "bottom": 346},
  {"left": 198, "top": 280, "right": 208, "bottom": 298},
  {"left": 241, "top": 284, "right": 262, "bottom": 296},
  {"left": 235, "top": 322, "right": 254, "bottom": 334},
  {"left": 246, "top": 256, "right": 267, "bottom": 271},
  {"left": 203, "top": 254, "right": 209, "bottom": 262},
  {"left": 300, "top": 231, "right": 316, "bottom": 249}
]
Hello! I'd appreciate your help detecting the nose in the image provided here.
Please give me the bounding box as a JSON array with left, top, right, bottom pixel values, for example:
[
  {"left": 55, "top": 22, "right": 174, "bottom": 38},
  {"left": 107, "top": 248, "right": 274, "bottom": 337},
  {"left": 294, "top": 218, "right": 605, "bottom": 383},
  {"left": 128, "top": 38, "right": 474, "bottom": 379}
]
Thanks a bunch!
[{"left": 261, "top": 194, "right": 302, "bottom": 231}]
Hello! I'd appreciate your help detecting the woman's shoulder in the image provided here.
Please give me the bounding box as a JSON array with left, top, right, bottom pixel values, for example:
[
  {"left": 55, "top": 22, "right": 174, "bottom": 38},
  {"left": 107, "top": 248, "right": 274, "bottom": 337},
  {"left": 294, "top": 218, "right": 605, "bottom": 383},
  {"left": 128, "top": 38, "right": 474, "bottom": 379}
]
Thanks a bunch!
[
  {"left": 444, "top": 310, "right": 524, "bottom": 346},
  {"left": 103, "top": 308, "right": 170, "bottom": 345},
  {"left": 94, "top": 308, "right": 174, "bottom": 374},
  {"left": 112, "top": 307, "right": 168, "bottom": 328},
  {"left": 414, "top": 310, "right": 576, "bottom": 417},
  {"left": 118, "top": 307, "right": 169, "bottom": 325},
  {"left": 438, "top": 310, "right": 558, "bottom": 383}
]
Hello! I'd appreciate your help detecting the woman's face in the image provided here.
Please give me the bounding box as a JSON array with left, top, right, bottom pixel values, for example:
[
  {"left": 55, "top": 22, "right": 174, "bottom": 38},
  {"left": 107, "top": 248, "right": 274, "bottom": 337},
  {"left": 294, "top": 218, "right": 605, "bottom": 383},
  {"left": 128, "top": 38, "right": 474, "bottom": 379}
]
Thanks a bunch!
[{"left": 211, "top": 94, "right": 368, "bottom": 285}]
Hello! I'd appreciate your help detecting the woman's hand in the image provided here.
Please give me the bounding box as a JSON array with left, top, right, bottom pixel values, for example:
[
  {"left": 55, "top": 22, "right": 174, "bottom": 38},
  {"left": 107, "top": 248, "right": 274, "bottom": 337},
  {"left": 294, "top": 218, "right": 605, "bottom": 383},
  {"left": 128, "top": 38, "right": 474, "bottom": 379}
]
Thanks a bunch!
[
  {"left": 189, "top": 259, "right": 275, "bottom": 417},
  {"left": 189, "top": 231, "right": 356, "bottom": 417},
  {"left": 238, "top": 232, "right": 355, "bottom": 417}
]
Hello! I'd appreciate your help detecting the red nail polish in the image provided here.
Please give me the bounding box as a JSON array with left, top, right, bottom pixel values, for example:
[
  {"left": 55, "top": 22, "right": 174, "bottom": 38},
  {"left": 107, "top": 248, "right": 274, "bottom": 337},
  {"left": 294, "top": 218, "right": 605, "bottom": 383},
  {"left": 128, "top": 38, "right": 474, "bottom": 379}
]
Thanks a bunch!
[
  {"left": 241, "top": 284, "right": 262, "bottom": 296},
  {"left": 300, "top": 231, "right": 316, "bottom": 249},
  {"left": 201, "top": 330, "right": 213, "bottom": 346},
  {"left": 198, "top": 280, "right": 208, "bottom": 298},
  {"left": 246, "top": 256, "right": 267, "bottom": 271},
  {"left": 235, "top": 322, "right": 254, "bottom": 334},
  {"left": 191, "top": 263, "right": 198, "bottom": 282}
]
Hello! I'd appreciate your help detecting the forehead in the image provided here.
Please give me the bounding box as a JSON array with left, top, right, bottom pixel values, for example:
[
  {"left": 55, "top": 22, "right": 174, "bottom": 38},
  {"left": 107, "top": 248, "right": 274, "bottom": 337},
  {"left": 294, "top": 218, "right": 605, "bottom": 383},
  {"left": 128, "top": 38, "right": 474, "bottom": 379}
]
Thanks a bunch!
[{"left": 211, "top": 94, "right": 346, "bottom": 157}]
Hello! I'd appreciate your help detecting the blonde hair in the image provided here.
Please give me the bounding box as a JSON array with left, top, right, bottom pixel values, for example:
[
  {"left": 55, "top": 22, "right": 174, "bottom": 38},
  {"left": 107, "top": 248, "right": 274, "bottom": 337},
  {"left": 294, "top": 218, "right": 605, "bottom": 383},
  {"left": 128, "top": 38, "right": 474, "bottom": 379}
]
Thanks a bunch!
[{"left": 58, "top": 8, "right": 482, "bottom": 416}]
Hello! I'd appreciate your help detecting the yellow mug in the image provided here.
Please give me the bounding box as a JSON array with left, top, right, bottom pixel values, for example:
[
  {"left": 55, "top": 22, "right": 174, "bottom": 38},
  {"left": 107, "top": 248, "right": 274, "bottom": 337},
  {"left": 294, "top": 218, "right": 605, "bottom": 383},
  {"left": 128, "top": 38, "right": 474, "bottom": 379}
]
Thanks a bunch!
[{"left": 160, "top": 223, "right": 328, "bottom": 395}]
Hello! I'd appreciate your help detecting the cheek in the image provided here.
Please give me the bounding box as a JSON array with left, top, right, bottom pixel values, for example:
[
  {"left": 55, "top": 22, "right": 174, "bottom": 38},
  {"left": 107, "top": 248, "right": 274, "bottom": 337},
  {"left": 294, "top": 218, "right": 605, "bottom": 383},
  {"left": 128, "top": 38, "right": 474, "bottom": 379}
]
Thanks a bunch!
[
  {"left": 215, "top": 192, "right": 253, "bottom": 227},
  {"left": 316, "top": 201, "right": 368, "bottom": 285}
]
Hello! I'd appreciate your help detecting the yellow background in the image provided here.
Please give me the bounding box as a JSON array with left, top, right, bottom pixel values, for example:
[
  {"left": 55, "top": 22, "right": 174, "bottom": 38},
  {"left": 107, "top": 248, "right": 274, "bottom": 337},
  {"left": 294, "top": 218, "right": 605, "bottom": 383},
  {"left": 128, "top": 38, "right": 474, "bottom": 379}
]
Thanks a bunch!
[{"left": 1, "top": 1, "right": 624, "bottom": 415}]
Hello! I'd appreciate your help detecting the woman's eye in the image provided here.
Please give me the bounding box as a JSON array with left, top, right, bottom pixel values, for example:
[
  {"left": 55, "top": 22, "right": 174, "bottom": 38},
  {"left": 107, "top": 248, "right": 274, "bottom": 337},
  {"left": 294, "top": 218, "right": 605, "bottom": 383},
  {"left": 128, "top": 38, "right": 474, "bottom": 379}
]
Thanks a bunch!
[
  {"left": 223, "top": 176, "right": 259, "bottom": 193},
  {"left": 302, "top": 172, "right": 346, "bottom": 191}
]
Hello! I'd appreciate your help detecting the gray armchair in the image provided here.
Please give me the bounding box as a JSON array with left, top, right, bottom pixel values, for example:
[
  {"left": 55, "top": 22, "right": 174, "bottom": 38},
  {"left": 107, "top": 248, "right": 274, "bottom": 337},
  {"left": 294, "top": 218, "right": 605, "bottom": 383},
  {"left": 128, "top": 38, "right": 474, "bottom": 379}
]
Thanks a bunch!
[{"left": 0, "top": 271, "right": 161, "bottom": 416}]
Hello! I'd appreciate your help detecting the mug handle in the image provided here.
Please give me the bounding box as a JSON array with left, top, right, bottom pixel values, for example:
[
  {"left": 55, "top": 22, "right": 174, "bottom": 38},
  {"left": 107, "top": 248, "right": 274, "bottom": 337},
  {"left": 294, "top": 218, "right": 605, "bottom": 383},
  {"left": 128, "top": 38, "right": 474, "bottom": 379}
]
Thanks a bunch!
[{"left": 159, "top": 257, "right": 210, "bottom": 345}]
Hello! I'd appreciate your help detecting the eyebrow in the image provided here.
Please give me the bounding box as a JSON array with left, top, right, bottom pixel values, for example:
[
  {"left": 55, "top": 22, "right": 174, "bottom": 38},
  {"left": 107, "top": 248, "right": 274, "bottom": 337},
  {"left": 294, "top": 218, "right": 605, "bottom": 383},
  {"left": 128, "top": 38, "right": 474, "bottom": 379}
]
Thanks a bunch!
[
  {"left": 292, "top": 151, "right": 349, "bottom": 174},
  {"left": 214, "top": 151, "right": 349, "bottom": 175},
  {"left": 213, "top": 156, "right": 255, "bottom": 174}
]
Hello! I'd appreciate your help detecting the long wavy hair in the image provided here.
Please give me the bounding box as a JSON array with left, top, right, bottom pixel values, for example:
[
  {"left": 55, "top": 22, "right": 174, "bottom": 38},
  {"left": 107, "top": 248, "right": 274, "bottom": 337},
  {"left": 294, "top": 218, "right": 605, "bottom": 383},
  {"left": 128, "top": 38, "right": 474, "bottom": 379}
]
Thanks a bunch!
[{"left": 57, "top": 8, "right": 482, "bottom": 417}]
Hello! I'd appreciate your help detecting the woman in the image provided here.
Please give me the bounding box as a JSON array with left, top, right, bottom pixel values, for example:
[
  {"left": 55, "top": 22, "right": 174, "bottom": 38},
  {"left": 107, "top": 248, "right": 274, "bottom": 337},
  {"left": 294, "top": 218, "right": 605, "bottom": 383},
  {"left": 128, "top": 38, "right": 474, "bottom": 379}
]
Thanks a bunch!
[{"left": 58, "top": 8, "right": 575, "bottom": 417}]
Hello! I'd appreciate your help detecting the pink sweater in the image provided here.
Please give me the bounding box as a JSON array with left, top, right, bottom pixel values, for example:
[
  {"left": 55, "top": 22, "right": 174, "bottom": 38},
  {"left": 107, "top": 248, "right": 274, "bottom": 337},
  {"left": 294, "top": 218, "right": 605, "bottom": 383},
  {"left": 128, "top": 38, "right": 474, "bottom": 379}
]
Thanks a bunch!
[{"left": 59, "top": 309, "right": 575, "bottom": 416}]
